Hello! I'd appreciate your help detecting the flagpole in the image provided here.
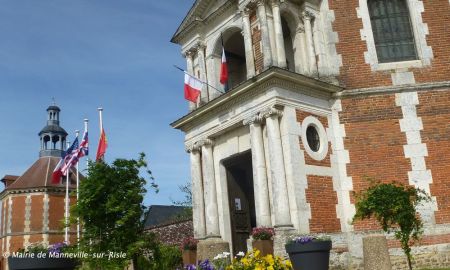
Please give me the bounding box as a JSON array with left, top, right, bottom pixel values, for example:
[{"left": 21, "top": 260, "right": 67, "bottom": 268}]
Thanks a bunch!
[
  {"left": 173, "top": 65, "right": 225, "bottom": 94},
  {"left": 75, "top": 129, "right": 80, "bottom": 244},
  {"left": 84, "top": 119, "right": 89, "bottom": 171},
  {"left": 64, "top": 140, "right": 70, "bottom": 244},
  {"left": 98, "top": 108, "right": 104, "bottom": 161}
]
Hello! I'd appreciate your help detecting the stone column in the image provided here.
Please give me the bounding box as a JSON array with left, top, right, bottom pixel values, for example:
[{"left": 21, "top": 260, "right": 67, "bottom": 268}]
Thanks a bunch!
[
  {"left": 188, "top": 143, "right": 206, "bottom": 239},
  {"left": 293, "top": 25, "right": 307, "bottom": 74},
  {"left": 196, "top": 43, "right": 209, "bottom": 104},
  {"left": 201, "top": 139, "right": 220, "bottom": 237},
  {"left": 256, "top": 0, "right": 273, "bottom": 69},
  {"left": 185, "top": 51, "right": 197, "bottom": 110},
  {"left": 243, "top": 114, "right": 272, "bottom": 227},
  {"left": 303, "top": 11, "right": 318, "bottom": 76},
  {"left": 263, "top": 107, "right": 292, "bottom": 227},
  {"left": 271, "top": 0, "right": 287, "bottom": 68},
  {"left": 241, "top": 8, "right": 256, "bottom": 78}
]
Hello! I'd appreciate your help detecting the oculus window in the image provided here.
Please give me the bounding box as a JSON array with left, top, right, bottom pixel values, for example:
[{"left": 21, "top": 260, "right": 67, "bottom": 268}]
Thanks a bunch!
[{"left": 368, "top": 0, "right": 418, "bottom": 63}]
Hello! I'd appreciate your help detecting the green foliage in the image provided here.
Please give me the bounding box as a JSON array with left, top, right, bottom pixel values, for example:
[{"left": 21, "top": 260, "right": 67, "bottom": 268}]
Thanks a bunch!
[
  {"left": 353, "top": 182, "right": 430, "bottom": 270},
  {"left": 147, "top": 243, "right": 182, "bottom": 270},
  {"left": 71, "top": 153, "right": 158, "bottom": 269},
  {"left": 170, "top": 181, "right": 193, "bottom": 220}
]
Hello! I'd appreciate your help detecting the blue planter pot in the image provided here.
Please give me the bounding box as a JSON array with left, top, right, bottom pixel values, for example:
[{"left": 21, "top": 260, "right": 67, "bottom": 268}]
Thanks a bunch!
[
  {"left": 8, "top": 256, "right": 78, "bottom": 270},
  {"left": 285, "top": 240, "right": 332, "bottom": 270}
]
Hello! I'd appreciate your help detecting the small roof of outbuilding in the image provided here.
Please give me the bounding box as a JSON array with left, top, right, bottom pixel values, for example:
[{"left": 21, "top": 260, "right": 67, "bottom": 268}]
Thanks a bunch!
[{"left": 144, "top": 205, "right": 190, "bottom": 229}]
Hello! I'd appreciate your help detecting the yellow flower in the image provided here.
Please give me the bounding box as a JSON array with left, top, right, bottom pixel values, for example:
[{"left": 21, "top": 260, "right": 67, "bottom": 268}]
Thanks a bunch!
[{"left": 286, "top": 260, "right": 292, "bottom": 268}]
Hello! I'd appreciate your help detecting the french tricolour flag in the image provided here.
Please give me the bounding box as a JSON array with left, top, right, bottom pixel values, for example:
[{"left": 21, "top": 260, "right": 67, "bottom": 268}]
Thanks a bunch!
[
  {"left": 184, "top": 73, "right": 202, "bottom": 103},
  {"left": 219, "top": 47, "right": 228, "bottom": 85}
]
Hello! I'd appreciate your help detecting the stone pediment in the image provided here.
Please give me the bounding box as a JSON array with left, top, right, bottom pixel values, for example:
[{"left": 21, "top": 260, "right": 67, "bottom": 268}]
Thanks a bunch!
[{"left": 171, "top": 0, "right": 235, "bottom": 44}]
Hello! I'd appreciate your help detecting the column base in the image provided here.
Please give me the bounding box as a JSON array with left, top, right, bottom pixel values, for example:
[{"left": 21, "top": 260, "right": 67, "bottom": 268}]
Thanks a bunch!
[
  {"left": 197, "top": 238, "right": 230, "bottom": 262},
  {"left": 274, "top": 226, "right": 296, "bottom": 257}
]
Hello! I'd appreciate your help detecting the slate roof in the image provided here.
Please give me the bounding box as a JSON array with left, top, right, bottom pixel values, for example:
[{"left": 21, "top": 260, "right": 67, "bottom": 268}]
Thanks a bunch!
[
  {"left": 5, "top": 156, "right": 82, "bottom": 190},
  {"left": 144, "top": 205, "right": 190, "bottom": 229}
]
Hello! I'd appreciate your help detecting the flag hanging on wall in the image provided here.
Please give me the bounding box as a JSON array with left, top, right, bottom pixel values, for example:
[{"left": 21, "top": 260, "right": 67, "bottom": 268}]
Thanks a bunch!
[
  {"left": 184, "top": 73, "right": 202, "bottom": 102},
  {"left": 219, "top": 47, "right": 228, "bottom": 85}
]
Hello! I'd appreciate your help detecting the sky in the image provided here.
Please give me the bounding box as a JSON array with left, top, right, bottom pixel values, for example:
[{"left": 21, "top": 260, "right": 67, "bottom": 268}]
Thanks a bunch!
[{"left": 0, "top": 0, "right": 196, "bottom": 206}]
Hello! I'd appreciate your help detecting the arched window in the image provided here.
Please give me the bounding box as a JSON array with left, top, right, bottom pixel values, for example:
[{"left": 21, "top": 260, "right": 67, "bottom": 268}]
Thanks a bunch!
[{"left": 368, "top": 0, "right": 417, "bottom": 63}]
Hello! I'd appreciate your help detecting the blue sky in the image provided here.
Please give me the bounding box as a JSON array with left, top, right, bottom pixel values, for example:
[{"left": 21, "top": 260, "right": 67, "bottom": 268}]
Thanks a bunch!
[{"left": 0, "top": 1, "right": 195, "bottom": 206}]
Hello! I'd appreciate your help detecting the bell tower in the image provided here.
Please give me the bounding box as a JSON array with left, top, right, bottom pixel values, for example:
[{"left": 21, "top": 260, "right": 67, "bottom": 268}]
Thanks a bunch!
[{"left": 38, "top": 104, "right": 68, "bottom": 157}]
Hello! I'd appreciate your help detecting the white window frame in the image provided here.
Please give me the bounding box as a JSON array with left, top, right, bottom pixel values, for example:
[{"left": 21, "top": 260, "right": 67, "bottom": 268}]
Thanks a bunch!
[{"left": 357, "top": 0, "right": 433, "bottom": 71}]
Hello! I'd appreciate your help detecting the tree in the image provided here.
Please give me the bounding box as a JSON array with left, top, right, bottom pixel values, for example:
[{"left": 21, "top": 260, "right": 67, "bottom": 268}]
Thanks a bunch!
[
  {"left": 71, "top": 153, "right": 158, "bottom": 269},
  {"left": 353, "top": 182, "right": 430, "bottom": 270},
  {"left": 170, "top": 181, "right": 193, "bottom": 220}
]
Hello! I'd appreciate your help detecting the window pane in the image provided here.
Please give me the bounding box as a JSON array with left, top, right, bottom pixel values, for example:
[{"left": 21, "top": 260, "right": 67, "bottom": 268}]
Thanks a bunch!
[{"left": 369, "top": 0, "right": 418, "bottom": 63}]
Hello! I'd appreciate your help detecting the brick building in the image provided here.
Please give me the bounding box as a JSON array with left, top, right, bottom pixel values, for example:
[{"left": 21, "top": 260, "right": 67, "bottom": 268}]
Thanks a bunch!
[
  {"left": 170, "top": 0, "right": 450, "bottom": 268},
  {"left": 0, "top": 105, "right": 80, "bottom": 269}
]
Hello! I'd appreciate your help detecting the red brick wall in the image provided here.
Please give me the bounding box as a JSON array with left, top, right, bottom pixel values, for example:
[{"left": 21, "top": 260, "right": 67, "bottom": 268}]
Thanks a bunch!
[
  {"left": 296, "top": 110, "right": 331, "bottom": 167},
  {"left": 417, "top": 90, "right": 450, "bottom": 224},
  {"left": 340, "top": 95, "right": 411, "bottom": 230},
  {"left": 11, "top": 197, "right": 25, "bottom": 233},
  {"left": 48, "top": 195, "right": 65, "bottom": 231},
  {"left": 9, "top": 236, "right": 23, "bottom": 252},
  {"left": 328, "top": 0, "right": 450, "bottom": 89},
  {"left": 30, "top": 195, "right": 44, "bottom": 232},
  {"left": 305, "top": 176, "right": 340, "bottom": 233},
  {"left": 250, "top": 10, "right": 263, "bottom": 74}
]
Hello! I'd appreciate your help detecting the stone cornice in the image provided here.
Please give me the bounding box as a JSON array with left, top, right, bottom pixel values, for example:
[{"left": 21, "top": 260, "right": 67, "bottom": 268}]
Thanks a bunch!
[
  {"left": 335, "top": 81, "right": 450, "bottom": 98},
  {"left": 0, "top": 187, "right": 76, "bottom": 200},
  {"left": 171, "top": 67, "right": 341, "bottom": 132},
  {"left": 171, "top": 0, "right": 237, "bottom": 45}
]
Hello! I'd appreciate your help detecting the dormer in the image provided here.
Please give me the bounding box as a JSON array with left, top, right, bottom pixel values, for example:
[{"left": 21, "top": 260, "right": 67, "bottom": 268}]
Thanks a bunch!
[{"left": 172, "top": 0, "right": 341, "bottom": 111}]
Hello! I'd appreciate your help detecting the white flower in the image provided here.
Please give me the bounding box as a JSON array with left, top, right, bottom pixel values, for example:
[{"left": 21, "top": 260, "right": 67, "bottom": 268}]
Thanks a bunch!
[
  {"left": 222, "top": 252, "right": 230, "bottom": 256},
  {"left": 237, "top": 251, "right": 245, "bottom": 257}
]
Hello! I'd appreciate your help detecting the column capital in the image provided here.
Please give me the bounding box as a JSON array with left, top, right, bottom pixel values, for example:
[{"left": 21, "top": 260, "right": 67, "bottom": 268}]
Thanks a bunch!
[
  {"left": 296, "top": 25, "right": 305, "bottom": 34},
  {"left": 302, "top": 10, "right": 315, "bottom": 20},
  {"left": 262, "top": 106, "right": 283, "bottom": 119},
  {"left": 183, "top": 50, "right": 195, "bottom": 59},
  {"left": 195, "top": 42, "right": 207, "bottom": 52},
  {"left": 199, "top": 138, "right": 215, "bottom": 147},
  {"left": 240, "top": 7, "right": 251, "bottom": 17},
  {"left": 243, "top": 113, "right": 264, "bottom": 126},
  {"left": 251, "top": 0, "right": 266, "bottom": 7},
  {"left": 270, "top": 0, "right": 281, "bottom": 7},
  {"left": 186, "top": 142, "right": 202, "bottom": 153}
]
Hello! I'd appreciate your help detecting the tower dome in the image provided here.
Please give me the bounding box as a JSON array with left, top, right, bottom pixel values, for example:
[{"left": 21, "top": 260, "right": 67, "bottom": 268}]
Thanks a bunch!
[{"left": 38, "top": 104, "right": 68, "bottom": 157}]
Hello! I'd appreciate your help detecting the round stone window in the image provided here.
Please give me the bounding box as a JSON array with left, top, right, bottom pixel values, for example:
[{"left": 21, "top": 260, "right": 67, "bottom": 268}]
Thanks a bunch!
[
  {"left": 306, "top": 125, "right": 320, "bottom": 152},
  {"left": 301, "top": 116, "right": 328, "bottom": 161}
]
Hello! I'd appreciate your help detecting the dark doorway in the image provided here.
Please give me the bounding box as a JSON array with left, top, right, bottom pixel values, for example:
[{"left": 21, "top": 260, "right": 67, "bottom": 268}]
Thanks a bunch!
[{"left": 223, "top": 151, "right": 256, "bottom": 254}]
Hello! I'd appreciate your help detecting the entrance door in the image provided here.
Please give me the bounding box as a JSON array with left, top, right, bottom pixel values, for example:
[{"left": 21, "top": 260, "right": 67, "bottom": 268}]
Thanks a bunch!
[{"left": 223, "top": 151, "right": 256, "bottom": 254}]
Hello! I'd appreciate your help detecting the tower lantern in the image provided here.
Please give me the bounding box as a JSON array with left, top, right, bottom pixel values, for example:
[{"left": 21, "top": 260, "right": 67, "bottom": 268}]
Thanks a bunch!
[{"left": 38, "top": 104, "right": 68, "bottom": 157}]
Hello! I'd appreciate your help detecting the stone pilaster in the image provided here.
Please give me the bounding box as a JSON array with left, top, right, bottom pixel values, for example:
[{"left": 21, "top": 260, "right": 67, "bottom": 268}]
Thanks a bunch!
[
  {"left": 241, "top": 8, "right": 256, "bottom": 78},
  {"left": 256, "top": 0, "right": 273, "bottom": 69},
  {"left": 271, "top": 0, "right": 287, "bottom": 68},
  {"left": 187, "top": 142, "right": 206, "bottom": 239},
  {"left": 200, "top": 138, "right": 220, "bottom": 238},
  {"left": 184, "top": 50, "right": 197, "bottom": 111},
  {"left": 243, "top": 113, "right": 271, "bottom": 227},
  {"left": 196, "top": 43, "right": 209, "bottom": 104},
  {"left": 302, "top": 11, "right": 318, "bottom": 76},
  {"left": 263, "top": 107, "right": 293, "bottom": 228}
]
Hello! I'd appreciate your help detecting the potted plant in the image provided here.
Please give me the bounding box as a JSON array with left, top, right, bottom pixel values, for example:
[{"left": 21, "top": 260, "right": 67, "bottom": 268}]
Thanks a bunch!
[
  {"left": 251, "top": 227, "right": 274, "bottom": 256},
  {"left": 181, "top": 237, "right": 198, "bottom": 266},
  {"left": 285, "top": 235, "right": 332, "bottom": 270},
  {"left": 8, "top": 242, "right": 78, "bottom": 270}
]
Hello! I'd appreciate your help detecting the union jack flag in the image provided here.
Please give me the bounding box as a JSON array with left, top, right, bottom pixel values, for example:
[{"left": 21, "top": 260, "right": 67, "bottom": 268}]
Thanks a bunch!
[{"left": 78, "top": 131, "right": 89, "bottom": 158}]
